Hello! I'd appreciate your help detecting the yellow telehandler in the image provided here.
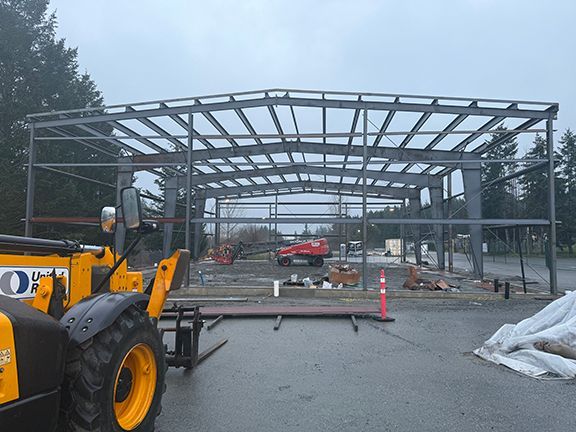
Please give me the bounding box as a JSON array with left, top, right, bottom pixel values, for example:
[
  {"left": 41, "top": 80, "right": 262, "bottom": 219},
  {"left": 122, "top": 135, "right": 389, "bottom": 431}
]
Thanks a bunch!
[{"left": 0, "top": 187, "right": 190, "bottom": 432}]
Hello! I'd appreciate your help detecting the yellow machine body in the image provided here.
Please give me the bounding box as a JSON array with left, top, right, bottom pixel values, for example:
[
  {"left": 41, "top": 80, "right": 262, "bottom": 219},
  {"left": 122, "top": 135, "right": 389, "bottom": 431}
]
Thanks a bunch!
[
  {"left": 0, "top": 248, "right": 186, "bottom": 320},
  {"left": 0, "top": 312, "right": 19, "bottom": 405},
  {"left": 0, "top": 249, "right": 143, "bottom": 310},
  {"left": 0, "top": 188, "right": 192, "bottom": 432}
]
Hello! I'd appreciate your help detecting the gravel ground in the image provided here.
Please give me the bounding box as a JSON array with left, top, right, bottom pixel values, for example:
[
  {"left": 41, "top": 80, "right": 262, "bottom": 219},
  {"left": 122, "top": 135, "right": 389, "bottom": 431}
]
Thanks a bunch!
[{"left": 157, "top": 297, "right": 574, "bottom": 432}]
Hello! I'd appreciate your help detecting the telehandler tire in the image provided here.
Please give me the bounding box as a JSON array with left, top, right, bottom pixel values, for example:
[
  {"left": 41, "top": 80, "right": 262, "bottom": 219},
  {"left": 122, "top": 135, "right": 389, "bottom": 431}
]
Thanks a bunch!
[{"left": 60, "top": 305, "right": 165, "bottom": 432}]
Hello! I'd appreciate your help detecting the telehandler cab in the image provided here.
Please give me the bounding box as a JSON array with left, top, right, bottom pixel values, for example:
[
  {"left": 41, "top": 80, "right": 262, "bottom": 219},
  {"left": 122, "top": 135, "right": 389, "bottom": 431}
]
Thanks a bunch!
[{"left": 0, "top": 187, "right": 190, "bottom": 432}]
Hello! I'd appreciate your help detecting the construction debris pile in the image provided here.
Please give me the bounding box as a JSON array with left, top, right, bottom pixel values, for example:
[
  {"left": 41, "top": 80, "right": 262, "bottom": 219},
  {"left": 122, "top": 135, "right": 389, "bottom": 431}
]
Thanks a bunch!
[
  {"left": 282, "top": 274, "right": 329, "bottom": 288},
  {"left": 402, "top": 266, "right": 459, "bottom": 291},
  {"left": 280, "top": 263, "right": 361, "bottom": 289},
  {"left": 328, "top": 264, "right": 360, "bottom": 286}
]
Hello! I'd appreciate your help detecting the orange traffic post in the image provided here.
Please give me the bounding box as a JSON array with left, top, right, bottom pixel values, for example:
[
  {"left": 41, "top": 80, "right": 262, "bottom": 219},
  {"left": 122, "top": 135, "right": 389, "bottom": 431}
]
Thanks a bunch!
[{"left": 373, "top": 268, "right": 395, "bottom": 322}]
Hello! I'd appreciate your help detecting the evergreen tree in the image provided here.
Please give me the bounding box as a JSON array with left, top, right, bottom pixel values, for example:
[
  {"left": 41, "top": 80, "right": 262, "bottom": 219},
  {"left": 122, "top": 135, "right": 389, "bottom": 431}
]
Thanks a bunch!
[
  {"left": 0, "top": 0, "right": 111, "bottom": 239},
  {"left": 558, "top": 129, "right": 576, "bottom": 253},
  {"left": 480, "top": 125, "right": 518, "bottom": 246},
  {"left": 481, "top": 125, "right": 518, "bottom": 219},
  {"left": 519, "top": 134, "right": 548, "bottom": 219}
]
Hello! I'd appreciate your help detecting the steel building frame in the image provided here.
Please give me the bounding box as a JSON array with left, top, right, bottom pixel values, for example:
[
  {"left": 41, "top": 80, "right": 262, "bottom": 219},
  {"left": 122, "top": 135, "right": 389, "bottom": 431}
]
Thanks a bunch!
[{"left": 25, "top": 89, "right": 559, "bottom": 292}]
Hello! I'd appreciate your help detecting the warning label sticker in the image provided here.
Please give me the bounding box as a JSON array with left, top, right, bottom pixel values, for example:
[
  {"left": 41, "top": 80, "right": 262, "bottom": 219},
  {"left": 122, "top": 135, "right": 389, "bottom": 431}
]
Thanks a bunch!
[{"left": 0, "top": 348, "right": 11, "bottom": 366}]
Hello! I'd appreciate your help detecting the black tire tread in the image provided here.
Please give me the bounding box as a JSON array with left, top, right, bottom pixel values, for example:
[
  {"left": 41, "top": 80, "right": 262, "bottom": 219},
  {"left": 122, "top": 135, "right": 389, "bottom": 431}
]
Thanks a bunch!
[{"left": 59, "top": 306, "right": 165, "bottom": 432}]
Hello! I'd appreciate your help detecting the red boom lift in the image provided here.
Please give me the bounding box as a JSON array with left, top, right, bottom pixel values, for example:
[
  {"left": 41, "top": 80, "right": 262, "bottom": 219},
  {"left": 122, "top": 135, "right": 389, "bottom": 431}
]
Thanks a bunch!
[
  {"left": 208, "top": 238, "right": 331, "bottom": 267},
  {"left": 275, "top": 238, "right": 331, "bottom": 267}
]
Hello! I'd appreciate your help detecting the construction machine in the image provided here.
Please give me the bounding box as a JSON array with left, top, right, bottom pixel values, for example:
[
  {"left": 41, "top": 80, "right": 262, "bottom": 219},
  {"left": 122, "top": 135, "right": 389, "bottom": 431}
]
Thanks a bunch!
[
  {"left": 208, "top": 238, "right": 331, "bottom": 267},
  {"left": 208, "top": 240, "right": 289, "bottom": 265},
  {"left": 0, "top": 187, "right": 192, "bottom": 432},
  {"left": 275, "top": 238, "right": 331, "bottom": 267}
]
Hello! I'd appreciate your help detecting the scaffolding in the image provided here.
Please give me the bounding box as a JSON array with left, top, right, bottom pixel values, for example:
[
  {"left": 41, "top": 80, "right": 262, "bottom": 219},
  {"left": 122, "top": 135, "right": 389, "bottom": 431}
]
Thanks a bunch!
[{"left": 25, "top": 89, "right": 559, "bottom": 293}]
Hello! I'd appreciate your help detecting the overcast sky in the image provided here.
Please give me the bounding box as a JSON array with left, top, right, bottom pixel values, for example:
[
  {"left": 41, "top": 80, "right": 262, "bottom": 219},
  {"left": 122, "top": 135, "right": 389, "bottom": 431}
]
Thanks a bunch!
[
  {"left": 50, "top": 0, "right": 574, "bottom": 132},
  {"left": 48, "top": 0, "right": 576, "bottom": 234}
]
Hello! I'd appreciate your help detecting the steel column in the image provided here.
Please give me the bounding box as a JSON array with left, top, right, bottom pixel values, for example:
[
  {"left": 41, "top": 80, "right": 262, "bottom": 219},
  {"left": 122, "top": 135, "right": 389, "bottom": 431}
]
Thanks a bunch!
[
  {"left": 409, "top": 197, "right": 422, "bottom": 265},
  {"left": 24, "top": 124, "right": 36, "bottom": 236},
  {"left": 193, "top": 191, "right": 206, "bottom": 260},
  {"left": 547, "top": 116, "right": 558, "bottom": 294},
  {"left": 362, "top": 108, "right": 368, "bottom": 290},
  {"left": 447, "top": 173, "right": 454, "bottom": 272},
  {"left": 274, "top": 195, "right": 278, "bottom": 248},
  {"left": 344, "top": 202, "right": 348, "bottom": 248},
  {"left": 338, "top": 195, "right": 343, "bottom": 250},
  {"left": 268, "top": 204, "right": 272, "bottom": 242},
  {"left": 162, "top": 176, "right": 178, "bottom": 258},
  {"left": 430, "top": 186, "right": 445, "bottom": 270},
  {"left": 185, "top": 112, "right": 193, "bottom": 283},
  {"left": 462, "top": 163, "right": 483, "bottom": 278},
  {"left": 400, "top": 201, "right": 406, "bottom": 263},
  {"left": 215, "top": 198, "right": 220, "bottom": 245}
]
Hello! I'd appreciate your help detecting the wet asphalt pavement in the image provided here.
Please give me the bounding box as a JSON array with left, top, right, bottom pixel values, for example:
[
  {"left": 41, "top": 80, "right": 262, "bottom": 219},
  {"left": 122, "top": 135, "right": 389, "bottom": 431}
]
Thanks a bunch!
[{"left": 157, "top": 298, "right": 575, "bottom": 432}]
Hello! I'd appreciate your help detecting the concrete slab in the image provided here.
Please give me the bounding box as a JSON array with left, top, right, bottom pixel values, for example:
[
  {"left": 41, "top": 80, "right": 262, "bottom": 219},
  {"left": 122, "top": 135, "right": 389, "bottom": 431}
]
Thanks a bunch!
[{"left": 157, "top": 298, "right": 574, "bottom": 432}]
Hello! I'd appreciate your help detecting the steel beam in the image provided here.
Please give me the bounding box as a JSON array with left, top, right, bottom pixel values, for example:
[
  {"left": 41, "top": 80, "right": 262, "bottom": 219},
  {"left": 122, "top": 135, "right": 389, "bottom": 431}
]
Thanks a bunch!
[
  {"left": 36, "top": 166, "right": 115, "bottom": 189},
  {"left": 26, "top": 88, "right": 557, "bottom": 120},
  {"left": 34, "top": 127, "right": 548, "bottom": 142},
  {"left": 189, "top": 217, "right": 550, "bottom": 225},
  {"left": 174, "top": 165, "right": 439, "bottom": 188},
  {"left": 371, "top": 99, "right": 397, "bottom": 148},
  {"left": 65, "top": 120, "right": 180, "bottom": 180},
  {"left": 344, "top": 96, "right": 362, "bottom": 163},
  {"left": 130, "top": 141, "right": 477, "bottom": 170},
  {"left": 231, "top": 97, "right": 273, "bottom": 183},
  {"left": 159, "top": 102, "right": 244, "bottom": 187},
  {"left": 30, "top": 95, "right": 555, "bottom": 129},
  {"left": 268, "top": 103, "right": 297, "bottom": 182},
  {"left": 400, "top": 101, "right": 435, "bottom": 147},
  {"left": 197, "top": 101, "right": 258, "bottom": 184},
  {"left": 219, "top": 188, "right": 391, "bottom": 200},
  {"left": 36, "top": 158, "right": 543, "bottom": 168},
  {"left": 126, "top": 106, "right": 186, "bottom": 152},
  {"left": 196, "top": 181, "right": 420, "bottom": 199},
  {"left": 47, "top": 127, "right": 117, "bottom": 157},
  {"left": 473, "top": 118, "right": 542, "bottom": 154}
]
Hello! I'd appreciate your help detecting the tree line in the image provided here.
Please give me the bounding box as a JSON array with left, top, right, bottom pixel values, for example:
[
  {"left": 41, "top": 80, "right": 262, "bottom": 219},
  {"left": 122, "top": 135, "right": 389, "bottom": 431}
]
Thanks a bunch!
[
  {"left": 482, "top": 127, "right": 576, "bottom": 255},
  {"left": 1, "top": 0, "right": 114, "bottom": 243}
]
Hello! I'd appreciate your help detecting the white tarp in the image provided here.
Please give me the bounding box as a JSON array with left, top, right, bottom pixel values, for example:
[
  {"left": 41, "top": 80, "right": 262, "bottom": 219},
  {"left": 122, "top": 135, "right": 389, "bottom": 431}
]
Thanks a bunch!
[{"left": 474, "top": 291, "right": 576, "bottom": 379}]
